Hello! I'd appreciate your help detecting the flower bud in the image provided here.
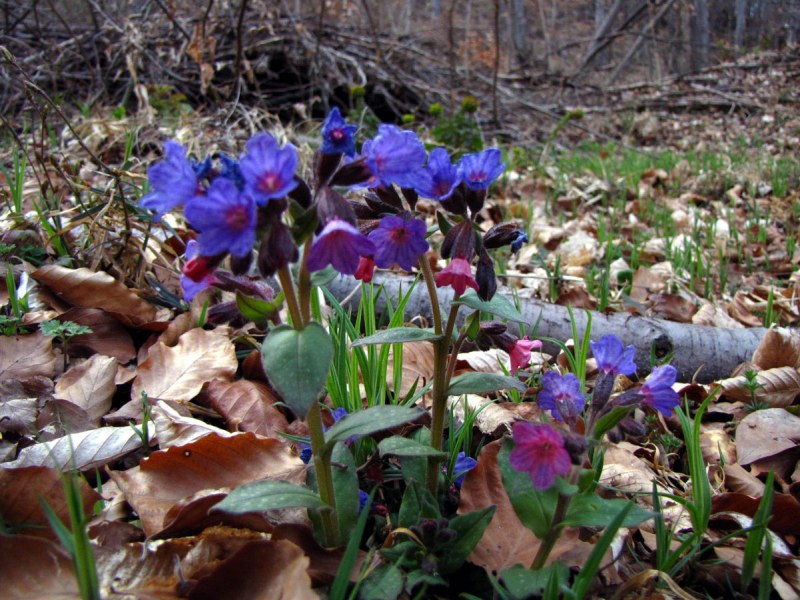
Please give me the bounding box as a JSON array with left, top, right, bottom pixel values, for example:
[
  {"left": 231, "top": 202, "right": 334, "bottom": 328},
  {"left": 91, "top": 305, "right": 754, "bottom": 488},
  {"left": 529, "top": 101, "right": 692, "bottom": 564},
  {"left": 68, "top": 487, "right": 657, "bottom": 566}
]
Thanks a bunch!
[
  {"left": 483, "top": 223, "right": 527, "bottom": 251},
  {"left": 330, "top": 157, "right": 373, "bottom": 187},
  {"left": 440, "top": 220, "right": 474, "bottom": 260},
  {"left": 476, "top": 248, "right": 497, "bottom": 301},
  {"left": 257, "top": 221, "right": 298, "bottom": 277},
  {"left": 316, "top": 186, "right": 357, "bottom": 225}
]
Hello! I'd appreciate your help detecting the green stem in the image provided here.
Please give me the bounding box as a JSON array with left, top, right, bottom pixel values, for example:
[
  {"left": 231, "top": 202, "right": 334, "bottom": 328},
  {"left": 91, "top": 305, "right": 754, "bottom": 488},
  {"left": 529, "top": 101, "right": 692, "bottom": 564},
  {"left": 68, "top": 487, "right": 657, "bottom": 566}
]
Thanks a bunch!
[
  {"left": 530, "top": 471, "right": 577, "bottom": 570},
  {"left": 277, "top": 265, "right": 304, "bottom": 329},
  {"left": 307, "top": 401, "right": 340, "bottom": 547},
  {"left": 418, "top": 255, "right": 442, "bottom": 335},
  {"left": 297, "top": 237, "right": 313, "bottom": 324}
]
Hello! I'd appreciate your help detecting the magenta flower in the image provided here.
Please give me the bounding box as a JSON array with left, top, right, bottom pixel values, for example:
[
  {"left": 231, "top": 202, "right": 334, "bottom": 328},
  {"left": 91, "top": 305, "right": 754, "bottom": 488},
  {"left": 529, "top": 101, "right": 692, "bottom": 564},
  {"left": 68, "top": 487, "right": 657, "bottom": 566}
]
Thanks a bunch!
[
  {"left": 640, "top": 365, "right": 680, "bottom": 416},
  {"left": 362, "top": 124, "right": 427, "bottom": 189},
  {"left": 307, "top": 219, "right": 376, "bottom": 275},
  {"left": 457, "top": 148, "right": 505, "bottom": 190},
  {"left": 239, "top": 133, "right": 299, "bottom": 205},
  {"left": 416, "top": 148, "right": 462, "bottom": 201},
  {"left": 180, "top": 240, "right": 217, "bottom": 301},
  {"left": 139, "top": 141, "right": 199, "bottom": 221},
  {"left": 368, "top": 215, "right": 429, "bottom": 272},
  {"left": 509, "top": 422, "right": 571, "bottom": 490},
  {"left": 590, "top": 335, "right": 637, "bottom": 376},
  {"left": 184, "top": 178, "right": 257, "bottom": 258},
  {"left": 322, "top": 107, "right": 358, "bottom": 157},
  {"left": 508, "top": 336, "right": 542, "bottom": 375},
  {"left": 435, "top": 258, "right": 479, "bottom": 296},
  {"left": 354, "top": 255, "right": 376, "bottom": 282},
  {"left": 537, "top": 371, "right": 586, "bottom": 422}
]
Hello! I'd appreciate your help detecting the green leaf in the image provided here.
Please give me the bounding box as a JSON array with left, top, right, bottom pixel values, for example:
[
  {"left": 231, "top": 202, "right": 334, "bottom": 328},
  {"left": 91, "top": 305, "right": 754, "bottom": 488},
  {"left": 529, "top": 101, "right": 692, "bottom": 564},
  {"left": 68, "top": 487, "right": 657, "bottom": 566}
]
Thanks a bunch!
[
  {"left": 500, "top": 563, "right": 569, "bottom": 600},
  {"left": 235, "top": 291, "right": 283, "bottom": 324},
  {"left": 455, "top": 291, "right": 526, "bottom": 323},
  {"left": 213, "top": 481, "right": 328, "bottom": 514},
  {"left": 331, "top": 442, "right": 360, "bottom": 541},
  {"left": 564, "top": 494, "right": 652, "bottom": 528},
  {"left": 592, "top": 405, "right": 632, "bottom": 441},
  {"left": 439, "top": 506, "right": 496, "bottom": 574},
  {"left": 398, "top": 481, "right": 440, "bottom": 528},
  {"left": 330, "top": 488, "right": 374, "bottom": 600},
  {"left": 447, "top": 372, "right": 527, "bottom": 396},
  {"left": 261, "top": 322, "right": 333, "bottom": 418},
  {"left": 323, "top": 405, "right": 422, "bottom": 452},
  {"left": 311, "top": 266, "right": 338, "bottom": 288},
  {"left": 359, "top": 563, "right": 404, "bottom": 600},
  {"left": 378, "top": 436, "right": 448, "bottom": 458},
  {"left": 351, "top": 327, "right": 441, "bottom": 347},
  {"left": 499, "top": 438, "right": 557, "bottom": 539}
]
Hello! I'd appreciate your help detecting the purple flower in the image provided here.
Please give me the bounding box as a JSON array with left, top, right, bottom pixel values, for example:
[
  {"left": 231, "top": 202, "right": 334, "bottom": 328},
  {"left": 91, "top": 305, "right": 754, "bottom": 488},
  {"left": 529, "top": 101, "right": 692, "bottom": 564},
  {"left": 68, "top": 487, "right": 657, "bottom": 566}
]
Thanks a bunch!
[
  {"left": 416, "top": 148, "right": 462, "bottom": 201},
  {"left": 322, "top": 107, "right": 358, "bottom": 157},
  {"left": 435, "top": 258, "right": 478, "bottom": 296},
  {"left": 538, "top": 371, "right": 586, "bottom": 422},
  {"left": 590, "top": 335, "right": 637, "bottom": 377},
  {"left": 508, "top": 337, "right": 542, "bottom": 375},
  {"left": 451, "top": 451, "right": 478, "bottom": 487},
  {"left": 354, "top": 256, "right": 376, "bottom": 283},
  {"left": 184, "top": 177, "right": 257, "bottom": 258},
  {"left": 139, "top": 141, "right": 199, "bottom": 221},
  {"left": 180, "top": 240, "right": 217, "bottom": 301},
  {"left": 218, "top": 153, "right": 245, "bottom": 189},
  {"left": 307, "top": 219, "right": 376, "bottom": 275},
  {"left": 509, "top": 422, "right": 571, "bottom": 490},
  {"left": 239, "top": 133, "right": 299, "bottom": 205},
  {"left": 510, "top": 230, "right": 528, "bottom": 253},
  {"left": 457, "top": 148, "right": 505, "bottom": 190},
  {"left": 362, "top": 124, "right": 427, "bottom": 189},
  {"left": 367, "top": 215, "right": 429, "bottom": 272},
  {"left": 358, "top": 489, "right": 371, "bottom": 512},
  {"left": 640, "top": 365, "right": 680, "bottom": 416}
]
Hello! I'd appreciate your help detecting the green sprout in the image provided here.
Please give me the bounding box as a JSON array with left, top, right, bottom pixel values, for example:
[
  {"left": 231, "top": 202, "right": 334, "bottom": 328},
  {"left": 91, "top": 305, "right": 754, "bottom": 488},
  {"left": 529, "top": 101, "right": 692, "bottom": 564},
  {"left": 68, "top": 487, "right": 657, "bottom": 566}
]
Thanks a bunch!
[{"left": 40, "top": 320, "right": 93, "bottom": 370}]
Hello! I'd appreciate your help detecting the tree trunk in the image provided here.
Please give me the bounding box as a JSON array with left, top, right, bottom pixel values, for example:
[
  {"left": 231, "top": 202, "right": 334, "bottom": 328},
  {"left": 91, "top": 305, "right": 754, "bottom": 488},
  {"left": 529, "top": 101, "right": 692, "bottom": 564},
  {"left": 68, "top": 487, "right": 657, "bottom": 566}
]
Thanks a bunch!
[
  {"left": 691, "top": 0, "right": 710, "bottom": 70},
  {"left": 509, "top": 0, "right": 531, "bottom": 69},
  {"left": 594, "top": 0, "right": 608, "bottom": 67},
  {"left": 735, "top": 0, "right": 747, "bottom": 51},
  {"left": 325, "top": 273, "right": 767, "bottom": 384}
]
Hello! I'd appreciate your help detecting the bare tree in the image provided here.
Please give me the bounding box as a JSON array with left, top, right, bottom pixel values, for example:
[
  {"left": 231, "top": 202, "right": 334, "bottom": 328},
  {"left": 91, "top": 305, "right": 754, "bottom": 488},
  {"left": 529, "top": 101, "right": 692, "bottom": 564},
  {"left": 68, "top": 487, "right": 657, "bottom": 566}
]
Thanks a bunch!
[
  {"left": 691, "top": 0, "right": 710, "bottom": 70},
  {"left": 509, "top": 0, "right": 531, "bottom": 69},
  {"left": 735, "top": 0, "right": 747, "bottom": 51}
]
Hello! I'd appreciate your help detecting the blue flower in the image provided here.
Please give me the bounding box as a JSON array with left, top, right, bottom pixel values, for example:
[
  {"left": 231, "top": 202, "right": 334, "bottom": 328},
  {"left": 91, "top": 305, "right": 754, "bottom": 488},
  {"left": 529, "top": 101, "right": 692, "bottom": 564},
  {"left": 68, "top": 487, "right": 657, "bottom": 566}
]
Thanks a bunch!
[
  {"left": 457, "top": 148, "right": 505, "bottom": 190},
  {"left": 307, "top": 219, "right": 376, "bottom": 275},
  {"left": 451, "top": 451, "right": 478, "bottom": 487},
  {"left": 368, "top": 215, "right": 429, "bottom": 272},
  {"left": 640, "top": 365, "right": 680, "bottom": 416},
  {"left": 239, "top": 133, "right": 299, "bottom": 205},
  {"left": 538, "top": 371, "right": 586, "bottom": 422},
  {"left": 590, "top": 335, "right": 637, "bottom": 377},
  {"left": 362, "top": 124, "right": 427, "bottom": 189},
  {"left": 218, "top": 153, "right": 245, "bottom": 189},
  {"left": 180, "top": 240, "right": 217, "bottom": 301},
  {"left": 510, "top": 230, "right": 528, "bottom": 253},
  {"left": 184, "top": 177, "right": 257, "bottom": 258},
  {"left": 358, "top": 489, "right": 370, "bottom": 512},
  {"left": 322, "top": 107, "right": 358, "bottom": 157},
  {"left": 139, "top": 141, "right": 199, "bottom": 221},
  {"left": 415, "top": 148, "right": 461, "bottom": 201},
  {"left": 191, "top": 155, "right": 213, "bottom": 180}
]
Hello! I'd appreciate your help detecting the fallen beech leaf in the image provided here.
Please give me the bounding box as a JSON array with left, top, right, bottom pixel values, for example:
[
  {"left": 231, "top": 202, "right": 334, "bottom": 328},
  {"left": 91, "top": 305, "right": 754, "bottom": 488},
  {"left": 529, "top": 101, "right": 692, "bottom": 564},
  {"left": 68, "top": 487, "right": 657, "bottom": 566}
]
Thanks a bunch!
[
  {"left": 728, "top": 291, "right": 763, "bottom": 327},
  {"left": 32, "top": 265, "right": 157, "bottom": 327},
  {"left": 0, "top": 398, "right": 38, "bottom": 435},
  {"left": 458, "top": 440, "right": 592, "bottom": 572},
  {"left": 447, "top": 394, "right": 515, "bottom": 436},
  {"left": 0, "top": 333, "right": 56, "bottom": 380},
  {"left": 110, "top": 432, "right": 305, "bottom": 536},
  {"left": 456, "top": 349, "right": 508, "bottom": 374},
  {"left": 1, "top": 426, "right": 147, "bottom": 471},
  {"left": 649, "top": 293, "right": 697, "bottom": 323},
  {"left": 600, "top": 443, "right": 671, "bottom": 501},
  {"left": 57, "top": 307, "right": 136, "bottom": 363},
  {"left": 0, "top": 534, "right": 78, "bottom": 598},
  {"left": 752, "top": 328, "right": 800, "bottom": 370},
  {"left": 54, "top": 354, "right": 118, "bottom": 425},
  {"left": 0, "top": 466, "right": 101, "bottom": 540},
  {"left": 718, "top": 367, "right": 800, "bottom": 408},
  {"left": 735, "top": 408, "right": 800, "bottom": 465},
  {"left": 692, "top": 302, "right": 744, "bottom": 328},
  {"left": 152, "top": 400, "right": 232, "bottom": 448},
  {"left": 387, "top": 341, "right": 435, "bottom": 399},
  {"left": 700, "top": 424, "right": 736, "bottom": 466},
  {"left": 131, "top": 328, "right": 237, "bottom": 403},
  {"left": 630, "top": 266, "right": 667, "bottom": 304},
  {"left": 204, "top": 379, "right": 289, "bottom": 437},
  {"left": 711, "top": 492, "right": 800, "bottom": 535},
  {"left": 722, "top": 463, "right": 765, "bottom": 496}
]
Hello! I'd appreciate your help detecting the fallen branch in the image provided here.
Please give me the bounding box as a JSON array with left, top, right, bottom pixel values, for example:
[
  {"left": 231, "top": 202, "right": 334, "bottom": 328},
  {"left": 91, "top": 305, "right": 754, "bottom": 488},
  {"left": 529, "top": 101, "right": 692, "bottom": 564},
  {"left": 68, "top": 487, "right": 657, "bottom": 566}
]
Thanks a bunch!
[{"left": 325, "top": 273, "right": 767, "bottom": 384}]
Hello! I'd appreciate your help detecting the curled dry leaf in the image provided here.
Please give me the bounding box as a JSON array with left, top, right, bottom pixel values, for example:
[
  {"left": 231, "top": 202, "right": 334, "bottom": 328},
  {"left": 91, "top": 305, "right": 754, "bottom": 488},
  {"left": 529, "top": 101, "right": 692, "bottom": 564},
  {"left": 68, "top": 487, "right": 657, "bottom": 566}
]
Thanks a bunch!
[
  {"left": 718, "top": 366, "right": 800, "bottom": 408},
  {"left": 711, "top": 492, "right": 800, "bottom": 536},
  {"left": 54, "top": 354, "right": 118, "bottom": 425},
  {"left": 600, "top": 443, "right": 672, "bottom": 504},
  {"left": 735, "top": 408, "right": 800, "bottom": 466},
  {"left": 722, "top": 463, "right": 765, "bottom": 496},
  {"left": 57, "top": 307, "right": 136, "bottom": 363},
  {"left": 752, "top": 327, "right": 800, "bottom": 370},
  {"left": 447, "top": 394, "right": 515, "bottom": 436},
  {"left": 699, "top": 424, "right": 736, "bottom": 466},
  {"left": 0, "top": 398, "right": 38, "bottom": 435},
  {"left": 1, "top": 426, "right": 147, "bottom": 472},
  {"left": 109, "top": 432, "right": 305, "bottom": 536},
  {"left": 31, "top": 265, "right": 158, "bottom": 327},
  {"left": 131, "top": 328, "right": 237, "bottom": 403},
  {"left": 0, "top": 466, "right": 101, "bottom": 540},
  {"left": 0, "top": 333, "right": 56, "bottom": 380},
  {"left": 649, "top": 293, "right": 697, "bottom": 323},
  {"left": 386, "top": 340, "right": 435, "bottom": 399},
  {"left": 692, "top": 302, "right": 744, "bottom": 328},
  {"left": 152, "top": 400, "right": 232, "bottom": 448},
  {"left": 0, "top": 534, "right": 78, "bottom": 598},
  {"left": 204, "top": 379, "right": 289, "bottom": 437}
]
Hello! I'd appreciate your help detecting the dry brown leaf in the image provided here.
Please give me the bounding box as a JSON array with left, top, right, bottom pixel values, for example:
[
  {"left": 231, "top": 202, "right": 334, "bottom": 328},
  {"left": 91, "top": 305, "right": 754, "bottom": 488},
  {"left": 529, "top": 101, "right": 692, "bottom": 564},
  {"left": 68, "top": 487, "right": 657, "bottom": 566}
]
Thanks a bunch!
[
  {"left": 54, "top": 354, "right": 118, "bottom": 425},
  {"left": 203, "top": 379, "right": 289, "bottom": 437},
  {"left": 711, "top": 492, "right": 800, "bottom": 536},
  {"left": 700, "top": 424, "right": 736, "bottom": 466},
  {"left": 722, "top": 463, "right": 765, "bottom": 496},
  {"left": 152, "top": 400, "right": 232, "bottom": 448},
  {"left": 0, "top": 333, "right": 56, "bottom": 380},
  {"left": 752, "top": 327, "right": 800, "bottom": 370},
  {"left": 728, "top": 291, "right": 764, "bottom": 327},
  {"left": 735, "top": 408, "right": 800, "bottom": 466},
  {"left": 630, "top": 266, "right": 667, "bottom": 304},
  {"left": 57, "top": 307, "right": 136, "bottom": 363},
  {"left": 692, "top": 302, "right": 744, "bottom": 328},
  {"left": 387, "top": 340, "right": 435, "bottom": 399},
  {"left": 0, "top": 466, "right": 101, "bottom": 540},
  {"left": 718, "top": 367, "right": 800, "bottom": 408},
  {"left": 0, "top": 398, "right": 38, "bottom": 435},
  {"left": 456, "top": 349, "right": 508, "bottom": 374},
  {"left": 2, "top": 426, "right": 147, "bottom": 471},
  {"left": 447, "top": 395, "right": 515, "bottom": 436},
  {"left": 109, "top": 432, "right": 305, "bottom": 536},
  {"left": 32, "top": 265, "right": 157, "bottom": 327},
  {"left": 131, "top": 328, "right": 237, "bottom": 403},
  {"left": 649, "top": 293, "right": 697, "bottom": 323},
  {"left": 458, "top": 440, "right": 592, "bottom": 572},
  {"left": 0, "top": 534, "right": 78, "bottom": 598}
]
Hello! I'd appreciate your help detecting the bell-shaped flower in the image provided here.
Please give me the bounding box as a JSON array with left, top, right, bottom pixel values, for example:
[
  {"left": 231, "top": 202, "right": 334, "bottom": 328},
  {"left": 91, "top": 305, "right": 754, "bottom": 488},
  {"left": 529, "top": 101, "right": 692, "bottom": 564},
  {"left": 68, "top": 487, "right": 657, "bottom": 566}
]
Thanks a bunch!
[
  {"left": 321, "top": 107, "right": 358, "bottom": 157},
  {"left": 434, "top": 257, "right": 478, "bottom": 296},
  {"left": 239, "top": 133, "right": 299, "bottom": 205},
  {"left": 538, "top": 371, "right": 586, "bottom": 422},
  {"left": 509, "top": 422, "right": 571, "bottom": 490},
  {"left": 139, "top": 141, "right": 199, "bottom": 221},
  {"left": 416, "top": 148, "right": 461, "bottom": 201},
  {"left": 362, "top": 124, "right": 427, "bottom": 189},
  {"left": 307, "top": 219, "right": 376, "bottom": 275},
  {"left": 640, "top": 365, "right": 680, "bottom": 416},
  {"left": 457, "top": 148, "right": 505, "bottom": 190},
  {"left": 368, "top": 215, "right": 429, "bottom": 272},
  {"left": 184, "top": 178, "right": 257, "bottom": 258}
]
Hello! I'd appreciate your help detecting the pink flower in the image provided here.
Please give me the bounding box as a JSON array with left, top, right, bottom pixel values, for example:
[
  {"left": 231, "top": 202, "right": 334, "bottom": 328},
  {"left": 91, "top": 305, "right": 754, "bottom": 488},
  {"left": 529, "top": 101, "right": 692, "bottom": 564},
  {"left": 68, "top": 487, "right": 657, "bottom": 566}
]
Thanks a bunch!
[
  {"left": 354, "top": 256, "right": 376, "bottom": 283},
  {"left": 508, "top": 336, "right": 542, "bottom": 375},
  {"left": 435, "top": 258, "right": 478, "bottom": 296},
  {"left": 509, "top": 422, "right": 571, "bottom": 490}
]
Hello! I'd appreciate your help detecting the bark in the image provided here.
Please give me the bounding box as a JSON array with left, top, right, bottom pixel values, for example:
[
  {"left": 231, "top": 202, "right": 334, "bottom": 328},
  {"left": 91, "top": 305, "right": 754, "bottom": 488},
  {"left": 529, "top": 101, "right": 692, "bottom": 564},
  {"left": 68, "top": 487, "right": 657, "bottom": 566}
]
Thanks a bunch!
[
  {"left": 691, "top": 0, "right": 710, "bottom": 70},
  {"left": 325, "top": 273, "right": 767, "bottom": 384},
  {"left": 735, "top": 0, "right": 747, "bottom": 51},
  {"left": 608, "top": 0, "right": 678, "bottom": 84},
  {"left": 509, "top": 0, "right": 531, "bottom": 69}
]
